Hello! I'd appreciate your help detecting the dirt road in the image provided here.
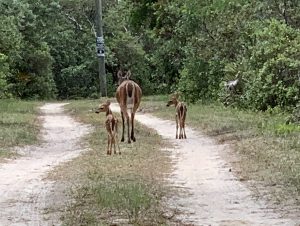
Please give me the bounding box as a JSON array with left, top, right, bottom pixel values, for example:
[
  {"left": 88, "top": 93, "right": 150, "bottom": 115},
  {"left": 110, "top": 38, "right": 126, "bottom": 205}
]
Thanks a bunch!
[
  {"left": 0, "top": 103, "right": 299, "bottom": 225},
  {"left": 136, "top": 115, "right": 300, "bottom": 225},
  {"left": 110, "top": 104, "right": 299, "bottom": 226},
  {"left": 0, "top": 103, "right": 90, "bottom": 226}
]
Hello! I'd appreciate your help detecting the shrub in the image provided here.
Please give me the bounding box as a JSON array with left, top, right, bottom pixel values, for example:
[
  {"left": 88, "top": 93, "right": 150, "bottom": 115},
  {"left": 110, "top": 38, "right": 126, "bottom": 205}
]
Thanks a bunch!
[{"left": 225, "top": 19, "right": 300, "bottom": 110}]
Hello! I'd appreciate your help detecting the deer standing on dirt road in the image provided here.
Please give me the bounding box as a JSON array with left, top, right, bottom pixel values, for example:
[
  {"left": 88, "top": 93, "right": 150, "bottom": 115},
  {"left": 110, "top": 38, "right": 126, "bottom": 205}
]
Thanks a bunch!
[
  {"left": 116, "top": 70, "right": 142, "bottom": 143},
  {"left": 95, "top": 100, "right": 120, "bottom": 155},
  {"left": 166, "top": 93, "right": 187, "bottom": 139}
]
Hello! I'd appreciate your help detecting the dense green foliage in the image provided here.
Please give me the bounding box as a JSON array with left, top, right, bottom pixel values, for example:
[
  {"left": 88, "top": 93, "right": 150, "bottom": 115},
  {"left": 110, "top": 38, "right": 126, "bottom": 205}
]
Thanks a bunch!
[
  {"left": 128, "top": 0, "right": 300, "bottom": 112},
  {"left": 0, "top": 0, "right": 299, "bottom": 112}
]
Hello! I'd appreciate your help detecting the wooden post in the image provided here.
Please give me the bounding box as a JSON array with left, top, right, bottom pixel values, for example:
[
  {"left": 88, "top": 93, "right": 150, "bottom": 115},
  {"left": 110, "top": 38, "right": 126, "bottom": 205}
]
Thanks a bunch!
[{"left": 95, "top": 0, "right": 107, "bottom": 97}]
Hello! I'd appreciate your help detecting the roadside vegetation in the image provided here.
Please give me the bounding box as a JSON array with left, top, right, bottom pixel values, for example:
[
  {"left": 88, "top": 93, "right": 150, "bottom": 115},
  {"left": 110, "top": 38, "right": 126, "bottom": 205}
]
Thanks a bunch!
[
  {"left": 142, "top": 96, "right": 300, "bottom": 209},
  {"left": 0, "top": 100, "right": 40, "bottom": 159},
  {"left": 53, "top": 99, "right": 173, "bottom": 225}
]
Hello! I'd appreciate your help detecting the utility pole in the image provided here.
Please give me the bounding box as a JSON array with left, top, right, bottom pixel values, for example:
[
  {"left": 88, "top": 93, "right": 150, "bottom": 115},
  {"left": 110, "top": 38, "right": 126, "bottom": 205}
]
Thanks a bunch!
[{"left": 95, "top": 0, "right": 107, "bottom": 97}]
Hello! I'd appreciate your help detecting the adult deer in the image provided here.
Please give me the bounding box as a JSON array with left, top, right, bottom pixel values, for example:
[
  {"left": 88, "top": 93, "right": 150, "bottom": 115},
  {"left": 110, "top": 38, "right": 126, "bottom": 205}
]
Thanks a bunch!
[
  {"left": 95, "top": 100, "right": 120, "bottom": 155},
  {"left": 166, "top": 93, "right": 187, "bottom": 139},
  {"left": 116, "top": 70, "right": 142, "bottom": 143}
]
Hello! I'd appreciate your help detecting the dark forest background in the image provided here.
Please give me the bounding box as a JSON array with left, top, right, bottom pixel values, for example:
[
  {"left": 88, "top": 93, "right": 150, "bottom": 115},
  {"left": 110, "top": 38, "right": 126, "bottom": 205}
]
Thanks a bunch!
[{"left": 0, "top": 0, "right": 299, "bottom": 114}]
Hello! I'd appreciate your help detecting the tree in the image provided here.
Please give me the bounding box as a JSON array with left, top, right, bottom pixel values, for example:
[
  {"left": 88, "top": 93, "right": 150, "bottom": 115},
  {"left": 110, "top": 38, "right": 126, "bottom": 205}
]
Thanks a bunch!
[{"left": 0, "top": 54, "right": 9, "bottom": 98}]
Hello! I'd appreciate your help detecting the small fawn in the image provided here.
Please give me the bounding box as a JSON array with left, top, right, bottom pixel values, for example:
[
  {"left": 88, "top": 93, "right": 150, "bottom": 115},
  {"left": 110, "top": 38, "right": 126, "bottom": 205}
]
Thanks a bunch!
[
  {"left": 95, "top": 100, "right": 120, "bottom": 155},
  {"left": 166, "top": 93, "right": 187, "bottom": 139}
]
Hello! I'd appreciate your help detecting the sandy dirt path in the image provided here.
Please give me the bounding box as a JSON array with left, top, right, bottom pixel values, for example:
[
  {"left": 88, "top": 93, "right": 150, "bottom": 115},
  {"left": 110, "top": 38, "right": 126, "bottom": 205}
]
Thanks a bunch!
[
  {"left": 0, "top": 103, "right": 90, "bottom": 226},
  {"left": 111, "top": 103, "right": 299, "bottom": 226},
  {"left": 1, "top": 102, "right": 298, "bottom": 226}
]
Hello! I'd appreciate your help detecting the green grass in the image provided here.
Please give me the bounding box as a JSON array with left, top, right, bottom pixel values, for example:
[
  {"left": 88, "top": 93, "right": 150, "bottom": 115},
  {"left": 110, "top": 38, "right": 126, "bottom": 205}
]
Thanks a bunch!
[
  {"left": 0, "top": 99, "right": 41, "bottom": 159},
  {"left": 143, "top": 97, "right": 300, "bottom": 207},
  {"left": 55, "top": 99, "right": 172, "bottom": 225}
]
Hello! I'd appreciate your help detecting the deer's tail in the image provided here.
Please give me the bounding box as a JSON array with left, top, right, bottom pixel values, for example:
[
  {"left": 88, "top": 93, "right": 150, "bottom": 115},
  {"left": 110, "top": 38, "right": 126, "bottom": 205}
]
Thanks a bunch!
[{"left": 126, "top": 82, "right": 135, "bottom": 111}]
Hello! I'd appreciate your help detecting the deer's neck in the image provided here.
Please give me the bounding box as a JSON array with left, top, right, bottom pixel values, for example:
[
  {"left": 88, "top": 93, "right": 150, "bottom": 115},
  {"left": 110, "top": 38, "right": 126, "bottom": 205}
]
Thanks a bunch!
[
  {"left": 174, "top": 100, "right": 179, "bottom": 107},
  {"left": 106, "top": 108, "right": 113, "bottom": 116}
]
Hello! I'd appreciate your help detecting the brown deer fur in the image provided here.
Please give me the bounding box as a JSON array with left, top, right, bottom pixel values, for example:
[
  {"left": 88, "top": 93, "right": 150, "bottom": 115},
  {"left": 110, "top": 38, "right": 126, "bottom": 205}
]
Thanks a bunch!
[
  {"left": 115, "top": 70, "right": 142, "bottom": 143},
  {"left": 166, "top": 94, "right": 187, "bottom": 139},
  {"left": 95, "top": 100, "right": 120, "bottom": 155}
]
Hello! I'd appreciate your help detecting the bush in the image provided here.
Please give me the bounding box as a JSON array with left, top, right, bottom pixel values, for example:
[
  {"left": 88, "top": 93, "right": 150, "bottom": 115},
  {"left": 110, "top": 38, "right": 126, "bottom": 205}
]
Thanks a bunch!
[
  {"left": 178, "top": 55, "right": 224, "bottom": 103},
  {"left": 226, "top": 19, "right": 300, "bottom": 110}
]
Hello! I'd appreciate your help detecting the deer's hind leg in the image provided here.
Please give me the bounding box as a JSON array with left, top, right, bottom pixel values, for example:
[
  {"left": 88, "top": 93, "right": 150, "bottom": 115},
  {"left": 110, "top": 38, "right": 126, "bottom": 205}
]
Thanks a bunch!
[
  {"left": 183, "top": 110, "right": 187, "bottom": 139},
  {"left": 120, "top": 111, "right": 125, "bottom": 142},
  {"left": 179, "top": 120, "right": 184, "bottom": 139},
  {"left": 179, "top": 122, "right": 183, "bottom": 139},
  {"left": 130, "top": 112, "right": 136, "bottom": 142},
  {"left": 183, "top": 124, "right": 187, "bottom": 139},
  {"left": 175, "top": 115, "right": 179, "bottom": 139},
  {"left": 112, "top": 136, "right": 117, "bottom": 154},
  {"left": 183, "top": 120, "right": 187, "bottom": 139},
  {"left": 126, "top": 115, "right": 131, "bottom": 143},
  {"left": 107, "top": 135, "right": 111, "bottom": 155},
  {"left": 121, "top": 107, "right": 131, "bottom": 144}
]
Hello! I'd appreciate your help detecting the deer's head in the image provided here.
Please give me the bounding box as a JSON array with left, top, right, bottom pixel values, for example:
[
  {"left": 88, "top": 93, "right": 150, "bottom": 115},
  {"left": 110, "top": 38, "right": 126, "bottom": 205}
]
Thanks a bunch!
[
  {"left": 166, "top": 93, "right": 179, "bottom": 107},
  {"left": 117, "top": 70, "right": 131, "bottom": 85},
  {"left": 95, "top": 100, "right": 111, "bottom": 114}
]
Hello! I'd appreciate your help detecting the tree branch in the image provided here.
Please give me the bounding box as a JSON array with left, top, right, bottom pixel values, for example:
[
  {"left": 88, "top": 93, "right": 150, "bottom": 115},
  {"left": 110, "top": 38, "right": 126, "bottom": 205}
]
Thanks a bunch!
[
  {"left": 84, "top": 14, "right": 97, "bottom": 37},
  {"left": 64, "top": 13, "right": 84, "bottom": 31},
  {"left": 202, "top": 21, "right": 215, "bottom": 41}
]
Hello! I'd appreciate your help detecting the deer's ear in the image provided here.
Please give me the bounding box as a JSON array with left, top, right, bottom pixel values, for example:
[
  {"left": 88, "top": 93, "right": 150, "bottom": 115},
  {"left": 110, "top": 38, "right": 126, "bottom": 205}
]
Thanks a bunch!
[
  {"left": 126, "top": 70, "right": 131, "bottom": 79},
  {"left": 174, "top": 92, "right": 179, "bottom": 99},
  {"left": 117, "top": 70, "right": 123, "bottom": 79},
  {"left": 106, "top": 100, "right": 111, "bottom": 106}
]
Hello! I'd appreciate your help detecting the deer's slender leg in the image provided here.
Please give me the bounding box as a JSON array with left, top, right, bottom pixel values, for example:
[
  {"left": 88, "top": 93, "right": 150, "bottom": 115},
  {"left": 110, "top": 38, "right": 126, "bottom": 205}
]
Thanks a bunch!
[
  {"left": 120, "top": 106, "right": 131, "bottom": 144},
  {"left": 115, "top": 121, "right": 121, "bottom": 154},
  {"left": 110, "top": 134, "right": 113, "bottom": 155},
  {"left": 178, "top": 114, "right": 181, "bottom": 139},
  {"left": 183, "top": 123, "right": 186, "bottom": 139},
  {"left": 131, "top": 112, "right": 136, "bottom": 142},
  {"left": 183, "top": 113, "right": 187, "bottom": 139},
  {"left": 113, "top": 136, "right": 116, "bottom": 154},
  {"left": 126, "top": 114, "right": 131, "bottom": 143},
  {"left": 121, "top": 111, "right": 125, "bottom": 142},
  {"left": 181, "top": 118, "right": 184, "bottom": 139},
  {"left": 107, "top": 135, "right": 110, "bottom": 155},
  {"left": 179, "top": 121, "right": 182, "bottom": 139},
  {"left": 179, "top": 121, "right": 183, "bottom": 139},
  {"left": 175, "top": 115, "right": 179, "bottom": 139}
]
